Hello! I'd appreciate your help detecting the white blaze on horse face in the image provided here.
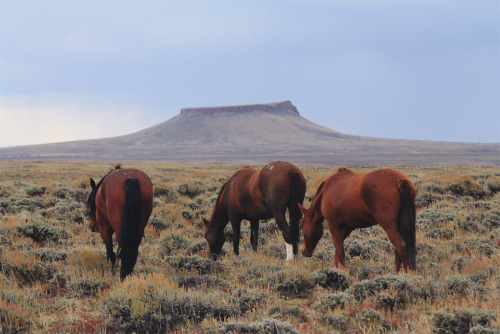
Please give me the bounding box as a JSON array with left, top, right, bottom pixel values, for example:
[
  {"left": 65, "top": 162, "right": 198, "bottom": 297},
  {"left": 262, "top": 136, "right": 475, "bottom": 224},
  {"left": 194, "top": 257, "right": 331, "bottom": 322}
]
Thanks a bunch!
[{"left": 286, "top": 243, "right": 295, "bottom": 262}]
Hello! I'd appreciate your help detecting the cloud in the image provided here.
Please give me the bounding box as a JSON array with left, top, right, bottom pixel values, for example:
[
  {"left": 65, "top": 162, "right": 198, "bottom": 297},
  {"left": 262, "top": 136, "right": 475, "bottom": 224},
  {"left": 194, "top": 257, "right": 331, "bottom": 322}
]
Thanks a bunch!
[{"left": 0, "top": 95, "right": 151, "bottom": 147}]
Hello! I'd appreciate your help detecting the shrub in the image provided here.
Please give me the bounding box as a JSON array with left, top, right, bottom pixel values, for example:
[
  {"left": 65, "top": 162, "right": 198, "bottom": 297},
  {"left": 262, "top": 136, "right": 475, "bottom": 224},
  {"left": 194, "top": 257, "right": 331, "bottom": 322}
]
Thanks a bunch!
[
  {"left": 150, "top": 217, "right": 171, "bottom": 233},
  {"left": 443, "top": 275, "right": 488, "bottom": 298},
  {"left": 176, "top": 182, "right": 204, "bottom": 198},
  {"left": 177, "top": 275, "right": 223, "bottom": 290},
  {"left": 160, "top": 233, "right": 191, "bottom": 257},
  {"left": 275, "top": 274, "right": 313, "bottom": 298},
  {"left": 232, "top": 288, "right": 267, "bottom": 314},
  {"left": 165, "top": 255, "right": 223, "bottom": 275},
  {"left": 310, "top": 268, "right": 349, "bottom": 291},
  {"left": 16, "top": 221, "right": 72, "bottom": 243},
  {"left": 416, "top": 192, "right": 444, "bottom": 208},
  {"left": 52, "top": 188, "right": 73, "bottom": 199},
  {"left": 357, "top": 307, "right": 383, "bottom": 324},
  {"left": 313, "top": 292, "right": 353, "bottom": 311},
  {"left": 25, "top": 185, "right": 46, "bottom": 197},
  {"left": 69, "top": 278, "right": 103, "bottom": 297},
  {"left": 153, "top": 186, "right": 178, "bottom": 202},
  {"left": 0, "top": 298, "right": 33, "bottom": 334},
  {"left": 218, "top": 319, "right": 299, "bottom": 334},
  {"left": 345, "top": 239, "right": 378, "bottom": 260},
  {"left": 30, "top": 248, "right": 68, "bottom": 262},
  {"left": 106, "top": 273, "right": 237, "bottom": 332},
  {"left": 432, "top": 308, "right": 496, "bottom": 334},
  {"left": 348, "top": 275, "right": 417, "bottom": 302},
  {"left": 322, "top": 314, "right": 349, "bottom": 331},
  {"left": 426, "top": 228, "right": 454, "bottom": 240},
  {"left": 1, "top": 259, "right": 57, "bottom": 286}
]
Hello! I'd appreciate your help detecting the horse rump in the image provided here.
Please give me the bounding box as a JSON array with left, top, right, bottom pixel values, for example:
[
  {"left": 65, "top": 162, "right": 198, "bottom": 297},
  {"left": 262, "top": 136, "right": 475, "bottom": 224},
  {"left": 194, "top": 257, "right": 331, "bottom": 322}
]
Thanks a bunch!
[{"left": 118, "top": 178, "right": 143, "bottom": 280}]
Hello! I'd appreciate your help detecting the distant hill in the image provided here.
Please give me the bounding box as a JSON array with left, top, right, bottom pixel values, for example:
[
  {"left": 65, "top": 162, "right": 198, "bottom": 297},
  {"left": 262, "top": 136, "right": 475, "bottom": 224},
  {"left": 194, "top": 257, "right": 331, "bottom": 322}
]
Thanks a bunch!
[{"left": 1, "top": 101, "right": 498, "bottom": 165}]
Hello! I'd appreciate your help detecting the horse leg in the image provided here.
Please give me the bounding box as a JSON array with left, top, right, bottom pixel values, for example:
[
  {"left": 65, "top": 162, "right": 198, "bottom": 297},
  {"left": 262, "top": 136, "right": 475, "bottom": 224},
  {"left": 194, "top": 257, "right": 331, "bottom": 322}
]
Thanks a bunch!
[
  {"left": 230, "top": 219, "right": 242, "bottom": 256},
  {"left": 100, "top": 228, "right": 116, "bottom": 267},
  {"left": 249, "top": 219, "right": 259, "bottom": 252},
  {"left": 381, "top": 224, "right": 409, "bottom": 273},
  {"left": 273, "top": 211, "right": 295, "bottom": 262},
  {"left": 328, "top": 223, "right": 347, "bottom": 268}
]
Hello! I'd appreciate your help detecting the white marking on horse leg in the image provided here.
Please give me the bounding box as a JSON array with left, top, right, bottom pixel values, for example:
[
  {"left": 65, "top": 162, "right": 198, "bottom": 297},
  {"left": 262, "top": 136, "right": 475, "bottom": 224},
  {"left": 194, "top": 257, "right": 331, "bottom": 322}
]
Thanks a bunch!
[{"left": 286, "top": 243, "right": 295, "bottom": 262}]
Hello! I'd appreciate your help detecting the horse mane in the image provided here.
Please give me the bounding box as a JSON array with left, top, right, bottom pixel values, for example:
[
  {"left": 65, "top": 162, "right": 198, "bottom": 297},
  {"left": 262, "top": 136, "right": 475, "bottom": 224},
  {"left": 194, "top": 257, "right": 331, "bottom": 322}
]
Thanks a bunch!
[
  {"left": 309, "top": 181, "right": 326, "bottom": 214},
  {"left": 86, "top": 166, "right": 121, "bottom": 220},
  {"left": 209, "top": 181, "right": 228, "bottom": 222}
]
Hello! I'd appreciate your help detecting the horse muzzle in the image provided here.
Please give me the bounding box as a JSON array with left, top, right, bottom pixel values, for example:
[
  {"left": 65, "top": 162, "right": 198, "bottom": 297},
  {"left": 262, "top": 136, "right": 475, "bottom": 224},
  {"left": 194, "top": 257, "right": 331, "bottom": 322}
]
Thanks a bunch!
[{"left": 302, "top": 248, "right": 313, "bottom": 257}]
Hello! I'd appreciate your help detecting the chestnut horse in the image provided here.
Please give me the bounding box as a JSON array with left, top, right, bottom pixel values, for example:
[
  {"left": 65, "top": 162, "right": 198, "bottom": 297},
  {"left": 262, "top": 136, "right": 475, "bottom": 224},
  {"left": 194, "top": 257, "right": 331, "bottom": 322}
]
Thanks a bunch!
[
  {"left": 202, "top": 161, "right": 306, "bottom": 261},
  {"left": 299, "top": 168, "right": 416, "bottom": 273},
  {"left": 87, "top": 166, "right": 153, "bottom": 280}
]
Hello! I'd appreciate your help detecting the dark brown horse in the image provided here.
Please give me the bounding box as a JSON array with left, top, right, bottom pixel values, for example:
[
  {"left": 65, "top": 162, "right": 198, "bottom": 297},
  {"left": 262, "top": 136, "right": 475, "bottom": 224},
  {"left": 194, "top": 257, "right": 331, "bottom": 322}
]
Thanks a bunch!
[
  {"left": 202, "top": 161, "right": 306, "bottom": 261},
  {"left": 87, "top": 166, "right": 153, "bottom": 280},
  {"left": 299, "top": 168, "right": 416, "bottom": 273}
]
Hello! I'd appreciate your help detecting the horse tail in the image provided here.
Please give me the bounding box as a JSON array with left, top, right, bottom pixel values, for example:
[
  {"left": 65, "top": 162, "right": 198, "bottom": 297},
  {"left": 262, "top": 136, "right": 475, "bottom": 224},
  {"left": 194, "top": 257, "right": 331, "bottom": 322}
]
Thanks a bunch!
[
  {"left": 118, "top": 178, "right": 142, "bottom": 280},
  {"left": 398, "top": 179, "right": 416, "bottom": 270},
  {"left": 288, "top": 171, "right": 306, "bottom": 254}
]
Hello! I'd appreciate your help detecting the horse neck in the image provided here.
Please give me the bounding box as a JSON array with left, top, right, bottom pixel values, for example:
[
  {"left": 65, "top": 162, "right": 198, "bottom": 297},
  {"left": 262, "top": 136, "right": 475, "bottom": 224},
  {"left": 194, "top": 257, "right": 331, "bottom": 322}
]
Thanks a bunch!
[{"left": 208, "top": 191, "right": 229, "bottom": 233}]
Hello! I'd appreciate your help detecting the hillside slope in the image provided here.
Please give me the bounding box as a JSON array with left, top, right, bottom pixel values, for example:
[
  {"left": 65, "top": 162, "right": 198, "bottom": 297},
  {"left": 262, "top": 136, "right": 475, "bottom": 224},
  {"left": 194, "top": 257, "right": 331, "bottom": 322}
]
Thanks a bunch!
[{"left": 1, "top": 101, "right": 498, "bottom": 165}]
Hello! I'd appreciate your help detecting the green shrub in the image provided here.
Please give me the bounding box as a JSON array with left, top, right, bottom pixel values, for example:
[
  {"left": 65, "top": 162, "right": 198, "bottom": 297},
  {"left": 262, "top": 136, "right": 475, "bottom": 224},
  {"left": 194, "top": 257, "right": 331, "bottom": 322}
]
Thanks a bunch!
[
  {"left": 310, "top": 268, "right": 349, "bottom": 291},
  {"left": 345, "top": 239, "right": 378, "bottom": 260},
  {"left": 218, "top": 318, "right": 299, "bottom": 334},
  {"left": 30, "top": 248, "right": 68, "bottom": 262},
  {"left": 16, "top": 221, "right": 72, "bottom": 243},
  {"left": 176, "top": 182, "right": 204, "bottom": 198},
  {"left": 0, "top": 298, "right": 33, "bottom": 334},
  {"left": 154, "top": 186, "right": 178, "bottom": 202},
  {"left": 313, "top": 292, "right": 353, "bottom": 311},
  {"left": 160, "top": 233, "right": 191, "bottom": 257},
  {"left": 25, "top": 185, "right": 46, "bottom": 197},
  {"left": 106, "top": 274, "right": 237, "bottom": 332},
  {"left": 432, "top": 308, "right": 496, "bottom": 334},
  {"left": 165, "top": 255, "right": 223, "bottom": 275},
  {"left": 177, "top": 275, "right": 223, "bottom": 290},
  {"left": 69, "top": 278, "right": 103, "bottom": 297},
  {"left": 276, "top": 274, "right": 313, "bottom": 298},
  {"left": 426, "top": 228, "right": 454, "bottom": 240}
]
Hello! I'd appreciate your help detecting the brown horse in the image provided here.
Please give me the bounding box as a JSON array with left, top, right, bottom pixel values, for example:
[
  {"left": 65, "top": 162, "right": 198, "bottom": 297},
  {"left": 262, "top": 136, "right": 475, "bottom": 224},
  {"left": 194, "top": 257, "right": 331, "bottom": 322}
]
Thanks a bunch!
[
  {"left": 87, "top": 166, "right": 153, "bottom": 280},
  {"left": 202, "top": 161, "right": 306, "bottom": 261},
  {"left": 299, "top": 168, "right": 416, "bottom": 273}
]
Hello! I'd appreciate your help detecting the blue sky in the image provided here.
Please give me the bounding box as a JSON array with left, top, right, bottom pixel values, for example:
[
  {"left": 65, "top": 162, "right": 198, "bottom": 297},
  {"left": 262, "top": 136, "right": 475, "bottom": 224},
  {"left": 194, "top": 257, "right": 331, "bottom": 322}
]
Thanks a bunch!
[{"left": 0, "top": 0, "right": 498, "bottom": 147}]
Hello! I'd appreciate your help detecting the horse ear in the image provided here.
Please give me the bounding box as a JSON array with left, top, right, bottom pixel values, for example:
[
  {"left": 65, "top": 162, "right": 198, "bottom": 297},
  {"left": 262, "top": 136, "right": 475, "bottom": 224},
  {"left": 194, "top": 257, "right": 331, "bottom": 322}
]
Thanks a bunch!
[
  {"left": 298, "top": 203, "right": 308, "bottom": 216},
  {"left": 202, "top": 217, "right": 209, "bottom": 228},
  {"left": 90, "top": 178, "right": 96, "bottom": 190}
]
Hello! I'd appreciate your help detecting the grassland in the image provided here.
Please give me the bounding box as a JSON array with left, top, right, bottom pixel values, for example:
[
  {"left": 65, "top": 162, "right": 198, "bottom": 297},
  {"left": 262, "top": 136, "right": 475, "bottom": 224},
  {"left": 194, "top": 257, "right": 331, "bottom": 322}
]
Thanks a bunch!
[{"left": 0, "top": 161, "right": 498, "bottom": 333}]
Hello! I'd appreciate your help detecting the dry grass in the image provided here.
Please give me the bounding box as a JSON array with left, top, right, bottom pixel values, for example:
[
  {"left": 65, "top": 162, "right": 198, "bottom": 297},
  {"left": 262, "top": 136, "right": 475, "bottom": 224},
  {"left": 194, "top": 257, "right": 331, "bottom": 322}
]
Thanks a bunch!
[{"left": 0, "top": 161, "right": 498, "bottom": 333}]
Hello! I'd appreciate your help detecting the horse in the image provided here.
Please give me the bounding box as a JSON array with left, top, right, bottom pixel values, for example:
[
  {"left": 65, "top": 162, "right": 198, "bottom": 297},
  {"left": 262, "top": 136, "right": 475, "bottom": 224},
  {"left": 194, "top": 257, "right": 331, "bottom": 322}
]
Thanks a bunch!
[
  {"left": 86, "top": 166, "right": 153, "bottom": 280},
  {"left": 299, "top": 168, "right": 416, "bottom": 273},
  {"left": 202, "top": 161, "right": 306, "bottom": 262}
]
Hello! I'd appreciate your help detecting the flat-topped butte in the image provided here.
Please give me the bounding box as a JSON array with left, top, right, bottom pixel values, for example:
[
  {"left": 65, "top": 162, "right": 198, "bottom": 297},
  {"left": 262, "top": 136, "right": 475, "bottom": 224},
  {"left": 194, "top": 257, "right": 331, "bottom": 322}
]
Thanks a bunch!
[{"left": 180, "top": 100, "right": 300, "bottom": 115}]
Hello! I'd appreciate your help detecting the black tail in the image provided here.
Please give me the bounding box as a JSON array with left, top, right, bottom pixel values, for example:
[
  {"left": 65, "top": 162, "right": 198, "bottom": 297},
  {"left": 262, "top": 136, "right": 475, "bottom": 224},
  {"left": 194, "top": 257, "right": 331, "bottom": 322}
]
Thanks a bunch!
[
  {"left": 288, "top": 172, "right": 306, "bottom": 255},
  {"left": 398, "top": 179, "right": 416, "bottom": 270},
  {"left": 118, "top": 178, "right": 142, "bottom": 280}
]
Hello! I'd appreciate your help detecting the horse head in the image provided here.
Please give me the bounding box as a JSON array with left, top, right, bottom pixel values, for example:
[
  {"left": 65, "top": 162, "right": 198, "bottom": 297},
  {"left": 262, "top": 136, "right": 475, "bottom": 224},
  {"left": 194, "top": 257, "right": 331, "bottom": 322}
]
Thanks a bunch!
[
  {"left": 298, "top": 203, "right": 323, "bottom": 257},
  {"left": 202, "top": 217, "right": 225, "bottom": 259}
]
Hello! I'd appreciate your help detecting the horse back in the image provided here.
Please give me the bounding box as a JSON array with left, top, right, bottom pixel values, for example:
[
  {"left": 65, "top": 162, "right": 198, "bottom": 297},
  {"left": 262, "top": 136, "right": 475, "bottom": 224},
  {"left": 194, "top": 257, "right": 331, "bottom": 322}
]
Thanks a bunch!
[
  {"left": 96, "top": 169, "right": 153, "bottom": 231},
  {"left": 322, "top": 168, "right": 409, "bottom": 225}
]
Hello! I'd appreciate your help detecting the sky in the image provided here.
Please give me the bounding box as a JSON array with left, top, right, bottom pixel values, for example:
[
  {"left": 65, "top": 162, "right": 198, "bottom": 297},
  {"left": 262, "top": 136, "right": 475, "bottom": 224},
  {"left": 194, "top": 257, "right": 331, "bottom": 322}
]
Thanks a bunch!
[{"left": 0, "top": 0, "right": 499, "bottom": 147}]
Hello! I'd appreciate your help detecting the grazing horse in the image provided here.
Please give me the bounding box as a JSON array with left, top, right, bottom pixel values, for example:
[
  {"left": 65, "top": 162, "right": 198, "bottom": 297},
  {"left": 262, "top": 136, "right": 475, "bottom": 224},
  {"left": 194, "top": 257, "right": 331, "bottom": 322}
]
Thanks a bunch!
[
  {"left": 87, "top": 166, "right": 153, "bottom": 280},
  {"left": 299, "top": 168, "right": 416, "bottom": 273},
  {"left": 202, "top": 161, "right": 306, "bottom": 262}
]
